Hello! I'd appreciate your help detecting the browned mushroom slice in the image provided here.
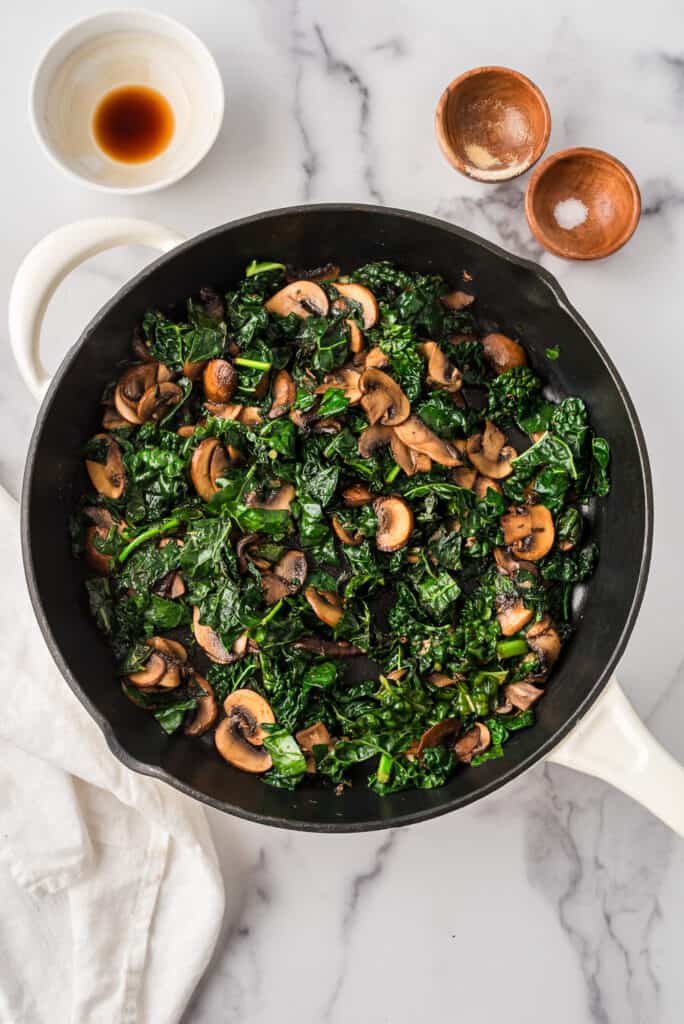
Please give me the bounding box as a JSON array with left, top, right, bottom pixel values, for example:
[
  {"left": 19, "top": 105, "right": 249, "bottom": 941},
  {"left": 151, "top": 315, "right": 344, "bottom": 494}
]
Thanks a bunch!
[
  {"left": 387, "top": 432, "right": 416, "bottom": 477},
  {"left": 261, "top": 573, "right": 291, "bottom": 605},
  {"left": 190, "top": 438, "right": 230, "bottom": 502},
  {"left": 422, "top": 341, "right": 463, "bottom": 393},
  {"left": 348, "top": 321, "right": 364, "bottom": 353},
  {"left": 331, "top": 515, "right": 363, "bottom": 546},
  {"left": 183, "top": 358, "right": 206, "bottom": 382},
  {"left": 147, "top": 636, "right": 188, "bottom": 662},
  {"left": 193, "top": 605, "right": 234, "bottom": 664},
  {"left": 269, "top": 369, "right": 296, "bottom": 418},
  {"left": 452, "top": 467, "right": 477, "bottom": 490},
  {"left": 85, "top": 434, "right": 126, "bottom": 500},
  {"left": 244, "top": 483, "right": 295, "bottom": 512},
  {"left": 295, "top": 721, "right": 333, "bottom": 773},
  {"left": 504, "top": 681, "right": 544, "bottom": 710},
  {"left": 358, "top": 423, "right": 393, "bottom": 458},
  {"left": 294, "top": 637, "right": 364, "bottom": 656},
  {"left": 440, "top": 290, "right": 474, "bottom": 310},
  {"left": 526, "top": 615, "right": 561, "bottom": 669},
  {"left": 313, "top": 417, "right": 342, "bottom": 435},
  {"left": 128, "top": 652, "right": 168, "bottom": 689},
  {"left": 393, "top": 416, "right": 463, "bottom": 467},
  {"left": 374, "top": 496, "right": 414, "bottom": 552},
  {"left": 316, "top": 368, "right": 362, "bottom": 405},
  {"left": 205, "top": 401, "right": 243, "bottom": 420},
  {"left": 474, "top": 475, "right": 502, "bottom": 499},
  {"left": 343, "top": 483, "right": 373, "bottom": 506},
  {"left": 466, "top": 422, "right": 517, "bottom": 479},
  {"left": 305, "top": 587, "right": 343, "bottom": 628},
  {"left": 332, "top": 282, "right": 379, "bottom": 329},
  {"left": 215, "top": 690, "right": 276, "bottom": 772},
  {"left": 203, "top": 359, "right": 238, "bottom": 403},
  {"left": 496, "top": 599, "right": 534, "bottom": 637},
  {"left": 364, "top": 346, "right": 390, "bottom": 370},
  {"left": 501, "top": 507, "right": 532, "bottom": 545},
  {"left": 102, "top": 406, "right": 131, "bottom": 430},
  {"left": 416, "top": 717, "right": 461, "bottom": 755},
  {"left": 240, "top": 406, "right": 264, "bottom": 426},
  {"left": 454, "top": 722, "right": 491, "bottom": 763},
  {"left": 184, "top": 675, "right": 218, "bottom": 737},
  {"left": 274, "top": 549, "right": 308, "bottom": 591},
  {"left": 359, "top": 368, "right": 410, "bottom": 427},
  {"left": 137, "top": 381, "right": 184, "bottom": 423},
  {"left": 428, "top": 672, "right": 462, "bottom": 688},
  {"left": 177, "top": 425, "right": 196, "bottom": 438},
  {"left": 512, "top": 505, "right": 555, "bottom": 561},
  {"left": 481, "top": 333, "right": 527, "bottom": 375},
  {"left": 265, "top": 280, "right": 329, "bottom": 319},
  {"left": 114, "top": 362, "right": 171, "bottom": 424}
]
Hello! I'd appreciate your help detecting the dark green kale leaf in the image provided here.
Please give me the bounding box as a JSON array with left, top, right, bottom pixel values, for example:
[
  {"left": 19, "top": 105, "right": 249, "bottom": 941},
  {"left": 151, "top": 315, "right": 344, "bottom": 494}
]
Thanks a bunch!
[{"left": 487, "top": 366, "right": 543, "bottom": 424}]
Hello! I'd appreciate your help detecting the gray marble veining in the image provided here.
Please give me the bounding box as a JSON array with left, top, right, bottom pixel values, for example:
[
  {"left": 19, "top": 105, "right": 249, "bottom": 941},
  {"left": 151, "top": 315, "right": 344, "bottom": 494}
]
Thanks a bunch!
[{"left": 2, "top": 1, "right": 683, "bottom": 1021}]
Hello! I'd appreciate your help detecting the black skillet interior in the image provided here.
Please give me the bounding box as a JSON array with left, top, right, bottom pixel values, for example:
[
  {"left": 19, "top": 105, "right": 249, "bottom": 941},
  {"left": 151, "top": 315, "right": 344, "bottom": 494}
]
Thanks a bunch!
[{"left": 21, "top": 205, "right": 652, "bottom": 831}]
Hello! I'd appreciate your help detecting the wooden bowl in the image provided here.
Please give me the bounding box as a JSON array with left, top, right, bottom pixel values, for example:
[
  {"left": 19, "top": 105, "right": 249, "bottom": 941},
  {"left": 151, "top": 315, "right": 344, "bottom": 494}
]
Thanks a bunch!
[
  {"left": 435, "top": 66, "right": 550, "bottom": 182},
  {"left": 525, "top": 148, "right": 641, "bottom": 260}
]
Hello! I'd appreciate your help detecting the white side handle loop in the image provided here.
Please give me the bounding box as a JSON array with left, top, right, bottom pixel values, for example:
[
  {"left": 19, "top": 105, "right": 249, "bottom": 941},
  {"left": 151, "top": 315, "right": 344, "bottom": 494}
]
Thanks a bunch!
[{"left": 9, "top": 218, "right": 186, "bottom": 400}]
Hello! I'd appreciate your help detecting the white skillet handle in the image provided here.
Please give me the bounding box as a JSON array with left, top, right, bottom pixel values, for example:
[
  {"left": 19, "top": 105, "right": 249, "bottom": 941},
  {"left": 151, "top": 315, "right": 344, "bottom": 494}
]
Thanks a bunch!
[
  {"left": 548, "top": 677, "right": 684, "bottom": 835},
  {"left": 8, "top": 218, "right": 186, "bottom": 400}
]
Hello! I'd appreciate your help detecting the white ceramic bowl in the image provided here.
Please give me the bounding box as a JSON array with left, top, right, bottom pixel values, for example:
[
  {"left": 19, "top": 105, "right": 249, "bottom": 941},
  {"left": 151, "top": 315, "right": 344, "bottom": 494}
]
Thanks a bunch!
[{"left": 30, "top": 9, "right": 225, "bottom": 194}]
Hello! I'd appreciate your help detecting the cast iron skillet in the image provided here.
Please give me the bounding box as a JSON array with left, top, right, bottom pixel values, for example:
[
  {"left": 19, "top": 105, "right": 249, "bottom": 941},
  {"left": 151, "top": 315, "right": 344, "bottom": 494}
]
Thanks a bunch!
[{"left": 21, "top": 204, "right": 652, "bottom": 832}]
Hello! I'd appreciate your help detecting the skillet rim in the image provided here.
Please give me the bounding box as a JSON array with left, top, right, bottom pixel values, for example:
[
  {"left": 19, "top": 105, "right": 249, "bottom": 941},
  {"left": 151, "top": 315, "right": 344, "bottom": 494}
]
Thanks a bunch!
[{"left": 20, "top": 202, "right": 654, "bottom": 832}]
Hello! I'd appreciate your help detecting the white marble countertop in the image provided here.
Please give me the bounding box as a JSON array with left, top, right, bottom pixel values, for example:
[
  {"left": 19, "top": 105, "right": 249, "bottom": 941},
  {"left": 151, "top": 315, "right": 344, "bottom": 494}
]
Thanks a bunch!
[{"left": 3, "top": 1, "right": 684, "bottom": 1021}]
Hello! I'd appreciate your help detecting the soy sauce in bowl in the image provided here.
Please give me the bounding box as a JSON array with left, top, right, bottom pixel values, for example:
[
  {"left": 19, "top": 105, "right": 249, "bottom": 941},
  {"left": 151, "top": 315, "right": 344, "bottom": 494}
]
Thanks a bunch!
[{"left": 92, "top": 85, "right": 175, "bottom": 164}]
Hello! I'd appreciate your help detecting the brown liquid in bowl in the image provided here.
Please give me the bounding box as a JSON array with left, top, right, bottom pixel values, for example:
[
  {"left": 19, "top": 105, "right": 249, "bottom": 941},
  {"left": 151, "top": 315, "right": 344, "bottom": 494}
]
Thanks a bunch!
[{"left": 92, "top": 85, "right": 175, "bottom": 164}]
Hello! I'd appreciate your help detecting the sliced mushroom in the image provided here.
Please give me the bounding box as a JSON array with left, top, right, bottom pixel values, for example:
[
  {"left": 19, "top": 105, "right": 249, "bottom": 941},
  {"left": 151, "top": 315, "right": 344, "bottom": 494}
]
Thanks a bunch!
[
  {"left": 389, "top": 432, "right": 418, "bottom": 477},
  {"left": 137, "top": 381, "right": 183, "bottom": 423},
  {"left": 244, "top": 483, "right": 295, "bottom": 512},
  {"left": 183, "top": 358, "right": 206, "bottom": 382},
  {"left": 343, "top": 483, "right": 373, "bottom": 506},
  {"left": 177, "top": 425, "right": 196, "bottom": 438},
  {"left": 102, "top": 406, "right": 130, "bottom": 430},
  {"left": 512, "top": 505, "right": 555, "bottom": 561},
  {"left": 440, "top": 290, "right": 474, "bottom": 310},
  {"left": 466, "top": 421, "right": 517, "bottom": 479},
  {"left": 374, "top": 496, "right": 414, "bottom": 552},
  {"left": 128, "top": 652, "right": 167, "bottom": 689},
  {"left": 184, "top": 675, "right": 218, "bottom": 737},
  {"left": 428, "top": 672, "right": 463, "bottom": 688},
  {"left": 215, "top": 690, "right": 275, "bottom": 773},
  {"left": 316, "top": 368, "right": 362, "bottom": 405},
  {"left": 114, "top": 362, "right": 171, "bottom": 424},
  {"left": 526, "top": 615, "right": 561, "bottom": 669},
  {"left": 239, "top": 406, "right": 263, "bottom": 426},
  {"left": 265, "top": 280, "right": 329, "bottom": 319},
  {"left": 203, "top": 359, "right": 237, "bottom": 403},
  {"left": 147, "top": 636, "right": 188, "bottom": 662},
  {"left": 496, "top": 599, "right": 534, "bottom": 637},
  {"left": 261, "top": 573, "right": 291, "bottom": 605},
  {"left": 348, "top": 321, "right": 364, "bottom": 353},
  {"left": 452, "top": 466, "right": 477, "bottom": 490},
  {"left": 359, "top": 368, "right": 411, "bottom": 427},
  {"left": 501, "top": 507, "right": 532, "bottom": 545},
  {"left": 481, "top": 333, "right": 527, "bottom": 374},
  {"left": 416, "top": 717, "right": 461, "bottom": 755},
  {"left": 269, "top": 369, "right": 296, "bottom": 418},
  {"left": 454, "top": 722, "right": 491, "bottom": 763},
  {"left": 191, "top": 438, "right": 230, "bottom": 502},
  {"left": 422, "top": 341, "right": 463, "bottom": 393},
  {"left": 274, "top": 549, "right": 308, "bottom": 591},
  {"left": 331, "top": 515, "right": 363, "bottom": 546},
  {"left": 84, "top": 526, "right": 113, "bottom": 574},
  {"left": 393, "top": 416, "right": 462, "bottom": 467},
  {"left": 332, "top": 282, "right": 379, "bottom": 329},
  {"left": 364, "top": 346, "right": 390, "bottom": 371},
  {"left": 85, "top": 435, "right": 126, "bottom": 499},
  {"left": 474, "top": 476, "right": 502, "bottom": 499},
  {"left": 193, "top": 605, "right": 234, "bottom": 664},
  {"left": 205, "top": 401, "right": 243, "bottom": 420},
  {"left": 294, "top": 638, "right": 364, "bottom": 656},
  {"left": 305, "top": 587, "right": 343, "bottom": 628},
  {"left": 295, "top": 721, "right": 333, "bottom": 773},
  {"left": 504, "top": 681, "right": 544, "bottom": 710},
  {"left": 313, "top": 417, "right": 342, "bottom": 435},
  {"left": 358, "top": 424, "right": 393, "bottom": 458}
]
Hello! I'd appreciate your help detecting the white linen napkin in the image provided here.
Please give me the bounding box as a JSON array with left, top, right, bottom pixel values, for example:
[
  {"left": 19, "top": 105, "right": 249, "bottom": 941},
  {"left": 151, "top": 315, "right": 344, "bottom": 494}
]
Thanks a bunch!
[{"left": 0, "top": 485, "right": 225, "bottom": 1024}]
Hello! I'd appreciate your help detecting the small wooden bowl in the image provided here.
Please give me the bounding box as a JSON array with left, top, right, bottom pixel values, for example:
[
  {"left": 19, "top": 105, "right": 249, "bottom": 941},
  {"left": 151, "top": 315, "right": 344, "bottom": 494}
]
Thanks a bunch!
[
  {"left": 435, "top": 66, "right": 551, "bottom": 182},
  {"left": 525, "top": 148, "right": 641, "bottom": 260}
]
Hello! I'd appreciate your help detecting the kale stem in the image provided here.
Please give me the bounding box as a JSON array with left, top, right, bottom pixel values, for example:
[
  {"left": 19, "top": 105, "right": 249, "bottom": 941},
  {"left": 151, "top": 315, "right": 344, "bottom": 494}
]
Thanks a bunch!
[
  {"left": 385, "top": 463, "right": 401, "bottom": 485},
  {"left": 234, "top": 357, "right": 272, "bottom": 371},
  {"left": 117, "top": 518, "right": 180, "bottom": 563},
  {"left": 496, "top": 638, "right": 529, "bottom": 660},
  {"left": 376, "top": 753, "right": 393, "bottom": 785},
  {"left": 259, "top": 599, "right": 284, "bottom": 626}
]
